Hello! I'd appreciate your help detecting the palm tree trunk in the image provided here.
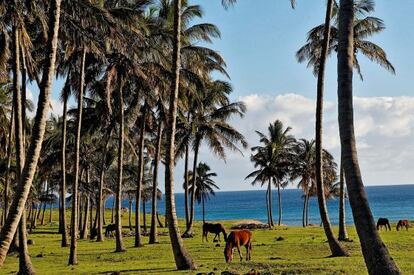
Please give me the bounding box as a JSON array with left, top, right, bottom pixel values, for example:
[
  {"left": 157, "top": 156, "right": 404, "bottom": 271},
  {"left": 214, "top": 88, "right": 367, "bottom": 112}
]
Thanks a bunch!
[
  {"left": 49, "top": 200, "right": 53, "bottom": 224},
  {"left": 78, "top": 193, "right": 83, "bottom": 232},
  {"left": 315, "top": 0, "right": 348, "bottom": 257},
  {"left": 184, "top": 139, "right": 200, "bottom": 236},
  {"left": 128, "top": 200, "right": 132, "bottom": 231},
  {"left": 277, "top": 182, "right": 282, "bottom": 226},
  {"left": 183, "top": 112, "right": 191, "bottom": 228},
  {"left": 184, "top": 144, "right": 190, "bottom": 228},
  {"left": 156, "top": 212, "right": 164, "bottom": 228},
  {"left": 268, "top": 179, "right": 274, "bottom": 227},
  {"left": 306, "top": 193, "right": 310, "bottom": 226},
  {"left": 202, "top": 197, "right": 205, "bottom": 224},
  {"left": 68, "top": 46, "right": 87, "bottom": 265},
  {"left": 337, "top": 0, "right": 400, "bottom": 272},
  {"left": 97, "top": 130, "right": 112, "bottom": 242},
  {"left": 134, "top": 105, "right": 146, "bottom": 248},
  {"left": 149, "top": 121, "right": 163, "bottom": 244},
  {"left": 115, "top": 79, "right": 126, "bottom": 252},
  {"left": 3, "top": 104, "right": 14, "bottom": 224},
  {"left": 81, "top": 195, "right": 89, "bottom": 240},
  {"left": 338, "top": 158, "right": 348, "bottom": 241},
  {"left": 60, "top": 81, "right": 69, "bottom": 247},
  {"left": 12, "top": 23, "right": 34, "bottom": 273},
  {"left": 302, "top": 186, "right": 308, "bottom": 227},
  {"left": 19, "top": 210, "right": 34, "bottom": 275},
  {"left": 164, "top": 0, "right": 195, "bottom": 269},
  {"left": 111, "top": 198, "right": 115, "bottom": 224},
  {"left": 265, "top": 187, "right": 271, "bottom": 227},
  {"left": 142, "top": 200, "right": 147, "bottom": 233}
]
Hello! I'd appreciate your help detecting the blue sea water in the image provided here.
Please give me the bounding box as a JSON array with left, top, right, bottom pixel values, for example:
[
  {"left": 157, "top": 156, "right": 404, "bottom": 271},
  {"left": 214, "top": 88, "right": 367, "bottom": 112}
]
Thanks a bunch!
[{"left": 104, "top": 184, "right": 414, "bottom": 226}]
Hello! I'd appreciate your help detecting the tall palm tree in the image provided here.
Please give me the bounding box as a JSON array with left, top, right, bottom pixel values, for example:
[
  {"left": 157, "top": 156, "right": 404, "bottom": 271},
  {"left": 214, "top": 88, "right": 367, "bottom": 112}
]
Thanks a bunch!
[
  {"left": 164, "top": 0, "right": 196, "bottom": 269},
  {"left": 0, "top": 0, "right": 61, "bottom": 266},
  {"left": 337, "top": 0, "right": 400, "bottom": 273},
  {"left": 314, "top": 0, "right": 348, "bottom": 257},
  {"left": 188, "top": 163, "right": 219, "bottom": 223},
  {"left": 68, "top": 47, "right": 87, "bottom": 266},
  {"left": 246, "top": 120, "right": 295, "bottom": 227}
]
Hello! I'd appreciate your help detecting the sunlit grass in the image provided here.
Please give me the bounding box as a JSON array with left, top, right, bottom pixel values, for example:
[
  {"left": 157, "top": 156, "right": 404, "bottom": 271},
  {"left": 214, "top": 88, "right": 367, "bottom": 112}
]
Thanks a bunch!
[{"left": 2, "top": 210, "right": 414, "bottom": 274}]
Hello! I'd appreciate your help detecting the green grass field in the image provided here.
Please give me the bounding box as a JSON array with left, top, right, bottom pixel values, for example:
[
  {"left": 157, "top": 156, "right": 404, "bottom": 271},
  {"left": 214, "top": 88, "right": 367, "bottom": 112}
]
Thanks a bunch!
[{"left": 2, "top": 210, "right": 414, "bottom": 274}]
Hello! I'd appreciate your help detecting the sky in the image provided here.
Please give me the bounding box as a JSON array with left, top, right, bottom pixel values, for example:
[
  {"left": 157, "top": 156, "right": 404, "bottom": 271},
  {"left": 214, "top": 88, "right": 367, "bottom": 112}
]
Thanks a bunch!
[{"left": 30, "top": 0, "right": 414, "bottom": 192}]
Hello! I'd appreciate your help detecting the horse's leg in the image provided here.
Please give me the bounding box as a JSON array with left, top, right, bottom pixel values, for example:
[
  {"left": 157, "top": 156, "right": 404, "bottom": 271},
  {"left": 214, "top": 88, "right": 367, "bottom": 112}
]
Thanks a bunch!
[
  {"left": 244, "top": 244, "right": 249, "bottom": 261},
  {"left": 236, "top": 243, "right": 243, "bottom": 262},
  {"left": 388, "top": 223, "right": 391, "bottom": 231}
]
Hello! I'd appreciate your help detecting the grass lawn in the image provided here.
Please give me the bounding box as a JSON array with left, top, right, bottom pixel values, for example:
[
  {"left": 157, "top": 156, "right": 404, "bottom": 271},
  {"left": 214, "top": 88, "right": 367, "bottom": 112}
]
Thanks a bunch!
[{"left": 2, "top": 210, "right": 414, "bottom": 274}]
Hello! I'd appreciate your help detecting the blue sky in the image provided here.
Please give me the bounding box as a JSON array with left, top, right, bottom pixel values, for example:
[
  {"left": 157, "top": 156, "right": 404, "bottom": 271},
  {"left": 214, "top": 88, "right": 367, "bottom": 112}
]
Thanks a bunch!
[
  {"left": 32, "top": 0, "right": 414, "bottom": 191},
  {"left": 194, "top": 0, "right": 414, "bottom": 100}
]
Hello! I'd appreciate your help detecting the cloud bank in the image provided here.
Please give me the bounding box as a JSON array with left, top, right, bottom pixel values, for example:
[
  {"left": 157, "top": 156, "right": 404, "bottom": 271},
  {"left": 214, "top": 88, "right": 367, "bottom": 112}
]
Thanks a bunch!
[{"left": 192, "top": 93, "right": 414, "bottom": 191}]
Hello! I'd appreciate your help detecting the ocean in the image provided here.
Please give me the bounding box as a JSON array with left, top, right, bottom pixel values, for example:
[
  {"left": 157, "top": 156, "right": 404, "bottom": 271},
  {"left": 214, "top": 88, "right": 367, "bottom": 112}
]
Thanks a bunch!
[{"left": 105, "top": 184, "right": 414, "bottom": 226}]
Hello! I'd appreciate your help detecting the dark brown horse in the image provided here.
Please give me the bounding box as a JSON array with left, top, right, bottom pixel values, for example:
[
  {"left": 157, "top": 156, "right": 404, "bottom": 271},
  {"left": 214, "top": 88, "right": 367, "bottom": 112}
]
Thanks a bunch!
[
  {"left": 202, "top": 223, "right": 227, "bottom": 242},
  {"left": 105, "top": 224, "right": 116, "bottom": 237},
  {"left": 396, "top": 220, "right": 410, "bottom": 231},
  {"left": 376, "top": 218, "right": 391, "bottom": 231},
  {"left": 224, "top": 230, "right": 252, "bottom": 263}
]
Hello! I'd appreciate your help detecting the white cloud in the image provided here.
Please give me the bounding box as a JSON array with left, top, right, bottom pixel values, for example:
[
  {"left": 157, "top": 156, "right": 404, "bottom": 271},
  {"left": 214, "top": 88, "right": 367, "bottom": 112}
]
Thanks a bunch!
[
  {"left": 175, "top": 93, "right": 414, "bottom": 192},
  {"left": 27, "top": 88, "right": 64, "bottom": 118}
]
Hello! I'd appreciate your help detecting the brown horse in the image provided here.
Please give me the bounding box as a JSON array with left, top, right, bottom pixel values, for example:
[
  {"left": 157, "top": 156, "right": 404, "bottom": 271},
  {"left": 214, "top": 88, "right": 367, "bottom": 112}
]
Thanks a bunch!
[
  {"left": 376, "top": 218, "right": 391, "bottom": 231},
  {"left": 224, "top": 230, "right": 252, "bottom": 263},
  {"left": 202, "top": 223, "right": 227, "bottom": 242},
  {"left": 396, "top": 220, "right": 410, "bottom": 231}
]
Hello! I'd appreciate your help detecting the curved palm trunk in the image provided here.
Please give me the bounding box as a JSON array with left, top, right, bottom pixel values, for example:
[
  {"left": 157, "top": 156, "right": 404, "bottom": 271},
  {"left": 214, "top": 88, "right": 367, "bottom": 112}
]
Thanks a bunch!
[
  {"left": 337, "top": 0, "right": 400, "bottom": 272},
  {"left": 149, "top": 121, "right": 163, "bottom": 244},
  {"left": 134, "top": 106, "right": 146, "bottom": 248},
  {"left": 277, "top": 182, "right": 282, "bottom": 226},
  {"left": 115, "top": 79, "right": 126, "bottom": 252},
  {"left": 68, "top": 46, "right": 87, "bottom": 265},
  {"left": 184, "top": 139, "right": 200, "bottom": 236},
  {"left": 12, "top": 24, "right": 35, "bottom": 273},
  {"left": 164, "top": 0, "right": 195, "bottom": 269},
  {"left": 81, "top": 195, "right": 89, "bottom": 240},
  {"left": 306, "top": 194, "right": 310, "bottom": 226},
  {"left": 338, "top": 159, "right": 349, "bottom": 241},
  {"left": 315, "top": 0, "right": 348, "bottom": 257},
  {"left": 97, "top": 131, "right": 112, "bottom": 242},
  {"left": 268, "top": 179, "right": 274, "bottom": 227},
  {"left": 60, "top": 82, "right": 69, "bottom": 247},
  {"left": 202, "top": 197, "right": 205, "bottom": 223}
]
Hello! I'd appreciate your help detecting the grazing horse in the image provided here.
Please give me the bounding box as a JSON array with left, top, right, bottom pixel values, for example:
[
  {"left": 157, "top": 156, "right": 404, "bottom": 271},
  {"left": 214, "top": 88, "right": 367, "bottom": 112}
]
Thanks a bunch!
[
  {"left": 396, "top": 220, "right": 410, "bottom": 231},
  {"left": 376, "top": 218, "right": 391, "bottom": 231},
  {"left": 105, "top": 224, "right": 116, "bottom": 237},
  {"left": 224, "top": 230, "right": 252, "bottom": 263},
  {"left": 202, "top": 223, "right": 227, "bottom": 242}
]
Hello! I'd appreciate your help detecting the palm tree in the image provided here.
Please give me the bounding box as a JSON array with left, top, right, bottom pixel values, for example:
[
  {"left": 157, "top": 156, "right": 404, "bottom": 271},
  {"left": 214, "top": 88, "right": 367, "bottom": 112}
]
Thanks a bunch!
[
  {"left": 0, "top": 0, "right": 61, "bottom": 266},
  {"left": 183, "top": 82, "right": 247, "bottom": 236},
  {"left": 164, "top": 0, "right": 196, "bottom": 269},
  {"left": 246, "top": 120, "right": 295, "bottom": 227},
  {"left": 297, "top": 0, "right": 395, "bottom": 80},
  {"left": 337, "top": 0, "right": 400, "bottom": 273},
  {"left": 188, "top": 163, "right": 219, "bottom": 223},
  {"left": 314, "top": 0, "right": 348, "bottom": 257}
]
